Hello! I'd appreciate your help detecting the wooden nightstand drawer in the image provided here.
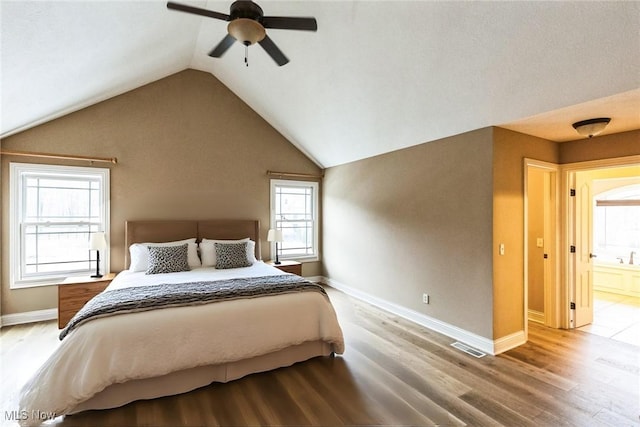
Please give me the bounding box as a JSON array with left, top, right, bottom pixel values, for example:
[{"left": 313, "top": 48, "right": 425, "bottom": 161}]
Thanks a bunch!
[
  {"left": 266, "top": 260, "right": 302, "bottom": 276},
  {"left": 58, "top": 273, "right": 116, "bottom": 329}
]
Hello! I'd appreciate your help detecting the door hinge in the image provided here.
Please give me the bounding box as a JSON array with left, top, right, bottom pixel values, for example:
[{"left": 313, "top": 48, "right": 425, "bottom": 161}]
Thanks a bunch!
[
  {"left": 570, "top": 302, "right": 576, "bottom": 310},
  {"left": 570, "top": 245, "right": 576, "bottom": 253},
  {"left": 570, "top": 189, "right": 576, "bottom": 197}
]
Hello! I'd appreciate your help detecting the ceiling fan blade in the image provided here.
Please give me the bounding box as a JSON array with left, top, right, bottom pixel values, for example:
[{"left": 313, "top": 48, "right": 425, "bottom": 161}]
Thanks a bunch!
[
  {"left": 258, "top": 35, "right": 289, "bottom": 66},
  {"left": 208, "top": 34, "right": 236, "bottom": 57},
  {"left": 167, "top": 2, "right": 230, "bottom": 21},
  {"left": 262, "top": 16, "right": 317, "bottom": 31}
]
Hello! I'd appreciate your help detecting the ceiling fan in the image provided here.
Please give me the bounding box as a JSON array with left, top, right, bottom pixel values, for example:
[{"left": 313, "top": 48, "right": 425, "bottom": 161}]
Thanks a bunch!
[{"left": 167, "top": 1, "right": 317, "bottom": 66}]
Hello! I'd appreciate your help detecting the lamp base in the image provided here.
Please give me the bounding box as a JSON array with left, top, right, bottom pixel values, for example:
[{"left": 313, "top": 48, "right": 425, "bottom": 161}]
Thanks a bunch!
[
  {"left": 91, "top": 250, "right": 102, "bottom": 279},
  {"left": 274, "top": 242, "right": 281, "bottom": 265}
]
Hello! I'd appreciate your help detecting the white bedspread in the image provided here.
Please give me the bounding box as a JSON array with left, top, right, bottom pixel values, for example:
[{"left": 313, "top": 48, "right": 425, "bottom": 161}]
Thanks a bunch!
[{"left": 18, "top": 263, "right": 344, "bottom": 426}]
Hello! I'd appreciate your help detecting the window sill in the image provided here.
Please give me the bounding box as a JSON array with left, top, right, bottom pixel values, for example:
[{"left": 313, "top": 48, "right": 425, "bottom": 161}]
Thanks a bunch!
[
  {"left": 281, "top": 256, "right": 320, "bottom": 263},
  {"left": 10, "top": 279, "right": 65, "bottom": 290},
  {"left": 10, "top": 272, "right": 110, "bottom": 290}
]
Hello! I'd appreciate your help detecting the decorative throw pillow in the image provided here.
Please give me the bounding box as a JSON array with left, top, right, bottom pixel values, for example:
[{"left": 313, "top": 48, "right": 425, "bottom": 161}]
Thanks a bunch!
[
  {"left": 200, "top": 239, "right": 256, "bottom": 267},
  {"left": 214, "top": 242, "right": 252, "bottom": 269},
  {"left": 146, "top": 244, "right": 190, "bottom": 275},
  {"left": 129, "top": 238, "right": 199, "bottom": 271}
]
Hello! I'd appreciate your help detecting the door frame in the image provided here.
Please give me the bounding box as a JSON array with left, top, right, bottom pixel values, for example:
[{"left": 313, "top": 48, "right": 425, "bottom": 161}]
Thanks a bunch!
[
  {"left": 524, "top": 158, "right": 561, "bottom": 330},
  {"left": 560, "top": 155, "right": 640, "bottom": 329}
]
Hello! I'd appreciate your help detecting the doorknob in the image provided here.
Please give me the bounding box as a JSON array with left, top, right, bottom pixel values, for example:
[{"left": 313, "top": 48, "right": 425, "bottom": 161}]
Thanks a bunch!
[{"left": 590, "top": 253, "right": 597, "bottom": 258}]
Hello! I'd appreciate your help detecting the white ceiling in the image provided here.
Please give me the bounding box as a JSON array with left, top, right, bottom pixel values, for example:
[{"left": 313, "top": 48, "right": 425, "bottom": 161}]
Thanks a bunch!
[{"left": 2, "top": 1, "right": 639, "bottom": 168}]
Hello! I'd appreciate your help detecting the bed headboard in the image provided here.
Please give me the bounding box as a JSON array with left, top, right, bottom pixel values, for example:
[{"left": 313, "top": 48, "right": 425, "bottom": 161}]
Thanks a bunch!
[{"left": 124, "top": 220, "right": 261, "bottom": 269}]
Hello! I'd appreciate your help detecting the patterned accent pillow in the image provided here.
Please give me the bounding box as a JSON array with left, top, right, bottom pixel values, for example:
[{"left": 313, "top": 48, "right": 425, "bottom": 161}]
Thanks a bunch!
[
  {"left": 146, "top": 244, "right": 190, "bottom": 275},
  {"left": 215, "top": 242, "right": 252, "bottom": 269}
]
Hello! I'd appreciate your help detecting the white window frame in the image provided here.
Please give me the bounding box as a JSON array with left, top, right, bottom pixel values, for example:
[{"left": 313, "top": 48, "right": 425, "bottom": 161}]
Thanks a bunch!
[
  {"left": 270, "top": 179, "right": 319, "bottom": 262},
  {"left": 593, "top": 184, "right": 640, "bottom": 263},
  {"left": 10, "top": 163, "right": 110, "bottom": 289}
]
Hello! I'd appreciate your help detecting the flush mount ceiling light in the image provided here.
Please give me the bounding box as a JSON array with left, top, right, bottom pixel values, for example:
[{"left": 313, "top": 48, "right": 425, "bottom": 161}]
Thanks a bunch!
[{"left": 572, "top": 118, "right": 611, "bottom": 138}]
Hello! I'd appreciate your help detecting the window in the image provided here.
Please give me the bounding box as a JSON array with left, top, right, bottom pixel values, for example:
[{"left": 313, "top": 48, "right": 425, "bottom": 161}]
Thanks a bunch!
[
  {"left": 594, "top": 184, "right": 640, "bottom": 264},
  {"left": 10, "top": 163, "right": 110, "bottom": 288},
  {"left": 270, "top": 179, "right": 319, "bottom": 261}
]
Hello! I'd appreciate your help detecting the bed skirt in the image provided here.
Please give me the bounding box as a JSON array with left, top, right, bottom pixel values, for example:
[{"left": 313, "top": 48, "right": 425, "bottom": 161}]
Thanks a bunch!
[{"left": 70, "top": 340, "right": 333, "bottom": 414}]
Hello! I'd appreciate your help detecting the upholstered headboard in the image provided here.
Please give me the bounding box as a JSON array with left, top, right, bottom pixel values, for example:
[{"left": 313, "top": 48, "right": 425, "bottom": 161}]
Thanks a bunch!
[{"left": 124, "top": 220, "right": 261, "bottom": 269}]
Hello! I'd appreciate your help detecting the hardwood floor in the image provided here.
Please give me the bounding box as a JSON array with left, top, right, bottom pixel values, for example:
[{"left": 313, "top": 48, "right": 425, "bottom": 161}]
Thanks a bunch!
[{"left": 2, "top": 287, "right": 639, "bottom": 427}]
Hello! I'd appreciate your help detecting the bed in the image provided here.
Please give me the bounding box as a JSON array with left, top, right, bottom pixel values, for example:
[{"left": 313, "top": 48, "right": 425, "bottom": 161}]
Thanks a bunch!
[{"left": 18, "top": 220, "right": 344, "bottom": 426}]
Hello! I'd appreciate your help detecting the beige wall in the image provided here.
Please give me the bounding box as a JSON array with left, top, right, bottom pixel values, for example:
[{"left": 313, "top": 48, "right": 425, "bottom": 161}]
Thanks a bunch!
[
  {"left": 323, "top": 128, "right": 495, "bottom": 338},
  {"left": 560, "top": 130, "right": 640, "bottom": 164},
  {"left": 1, "top": 69, "right": 321, "bottom": 315},
  {"left": 492, "top": 128, "right": 559, "bottom": 338},
  {"left": 2, "top": 66, "right": 637, "bottom": 337}
]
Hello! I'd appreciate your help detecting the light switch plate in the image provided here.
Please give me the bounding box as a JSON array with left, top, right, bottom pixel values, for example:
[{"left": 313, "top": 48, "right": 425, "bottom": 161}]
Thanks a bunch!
[{"left": 537, "top": 238, "right": 544, "bottom": 248}]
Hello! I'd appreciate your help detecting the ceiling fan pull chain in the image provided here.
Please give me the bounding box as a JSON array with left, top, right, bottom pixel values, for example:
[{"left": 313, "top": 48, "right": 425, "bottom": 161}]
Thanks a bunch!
[{"left": 245, "top": 44, "right": 249, "bottom": 67}]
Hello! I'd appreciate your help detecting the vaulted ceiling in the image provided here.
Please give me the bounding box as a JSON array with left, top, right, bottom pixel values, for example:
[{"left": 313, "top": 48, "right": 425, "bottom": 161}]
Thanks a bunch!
[{"left": 2, "top": 1, "right": 639, "bottom": 168}]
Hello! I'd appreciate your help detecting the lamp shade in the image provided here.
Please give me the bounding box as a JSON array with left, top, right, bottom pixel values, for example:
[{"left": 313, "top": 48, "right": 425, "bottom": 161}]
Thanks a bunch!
[
  {"left": 89, "top": 232, "right": 107, "bottom": 250},
  {"left": 572, "top": 118, "right": 611, "bottom": 138},
  {"left": 267, "top": 229, "right": 283, "bottom": 242}
]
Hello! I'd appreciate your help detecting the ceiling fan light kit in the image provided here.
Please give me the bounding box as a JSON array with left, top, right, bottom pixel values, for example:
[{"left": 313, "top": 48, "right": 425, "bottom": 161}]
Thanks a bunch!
[
  {"left": 167, "top": 1, "right": 317, "bottom": 66},
  {"left": 572, "top": 117, "right": 611, "bottom": 138},
  {"left": 228, "top": 18, "right": 265, "bottom": 46}
]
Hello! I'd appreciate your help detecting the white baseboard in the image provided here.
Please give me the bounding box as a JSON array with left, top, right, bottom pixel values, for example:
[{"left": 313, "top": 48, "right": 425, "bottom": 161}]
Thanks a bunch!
[
  {"left": 306, "top": 275, "right": 325, "bottom": 283},
  {"left": 1, "top": 308, "right": 57, "bottom": 327},
  {"left": 493, "top": 330, "right": 527, "bottom": 354},
  {"left": 528, "top": 309, "right": 545, "bottom": 324},
  {"left": 324, "top": 277, "right": 525, "bottom": 356}
]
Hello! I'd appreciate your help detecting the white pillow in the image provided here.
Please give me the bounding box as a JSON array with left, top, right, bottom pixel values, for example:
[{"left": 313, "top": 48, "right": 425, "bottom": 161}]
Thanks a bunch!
[
  {"left": 129, "top": 238, "right": 200, "bottom": 271},
  {"left": 200, "top": 238, "right": 256, "bottom": 267}
]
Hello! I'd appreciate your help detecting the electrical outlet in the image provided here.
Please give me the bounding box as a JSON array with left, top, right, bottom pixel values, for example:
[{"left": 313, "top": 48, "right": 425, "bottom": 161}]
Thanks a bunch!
[{"left": 422, "top": 293, "right": 429, "bottom": 304}]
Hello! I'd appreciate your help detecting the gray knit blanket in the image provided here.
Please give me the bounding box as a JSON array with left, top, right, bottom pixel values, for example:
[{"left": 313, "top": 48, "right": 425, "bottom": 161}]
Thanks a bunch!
[{"left": 60, "top": 275, "right": 327, "bottom": 340}]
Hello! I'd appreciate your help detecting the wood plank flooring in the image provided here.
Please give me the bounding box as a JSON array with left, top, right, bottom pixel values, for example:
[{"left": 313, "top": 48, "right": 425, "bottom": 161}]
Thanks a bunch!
[{"left": 1, "top": 287, "right": 639, "bottom": 426}]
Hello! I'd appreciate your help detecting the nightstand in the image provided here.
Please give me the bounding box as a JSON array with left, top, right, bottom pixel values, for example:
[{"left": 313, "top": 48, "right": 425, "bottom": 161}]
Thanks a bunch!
[
  {"left": 266, "top": 260, "right": 302, "bottom": 276},
  {"left": 57, "top": 273, "right": 116, "bottom": 329}
]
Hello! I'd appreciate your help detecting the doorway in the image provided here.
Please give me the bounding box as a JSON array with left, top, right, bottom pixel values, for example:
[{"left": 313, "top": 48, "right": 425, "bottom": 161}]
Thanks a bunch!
[
  {"left": 574, "top": 168, "right": 640, "bottom": 345},
  {"left": 524, "top": 159, "right": 560, "bottom": 329},
  {"left": 563, "top": 157, "right": 640, "bottom": 331}
]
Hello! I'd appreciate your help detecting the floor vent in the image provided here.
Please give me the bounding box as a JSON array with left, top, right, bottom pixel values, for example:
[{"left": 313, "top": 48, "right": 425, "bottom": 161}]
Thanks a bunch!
[{"left": 451, "top": 342, "right": 486, "bottom": 358}]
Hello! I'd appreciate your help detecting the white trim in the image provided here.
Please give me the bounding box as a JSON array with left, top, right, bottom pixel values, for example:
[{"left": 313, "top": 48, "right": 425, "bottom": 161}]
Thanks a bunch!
[
  {"left": 269, "top": 179, "right": 320, "bottom": 262},
  {"left": 493, "top": 330, "right": 527, "bottom": 354},
  {"left": 527, "top": 309, "right": 545, "bottom": 324},
  {"left": 323, "top": 277, "right": 517, "bottom": 355},
  {"left": 1, "top": 308, "right": 57, "bottom": 327},
  {"left": 306, "top": 275, "right": 324, "bottom": 283},
  {"left": 9, "top": 162, "right": 110, "bottom": 289}
]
